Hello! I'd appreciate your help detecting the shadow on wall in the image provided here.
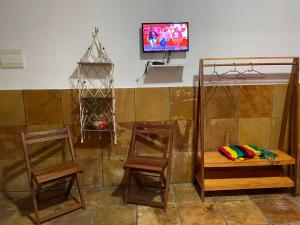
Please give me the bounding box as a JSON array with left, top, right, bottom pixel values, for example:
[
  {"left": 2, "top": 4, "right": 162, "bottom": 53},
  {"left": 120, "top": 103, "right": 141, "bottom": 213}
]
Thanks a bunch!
[
  {"left": 69, "top": 64, "right": 114, "bottom": 88},
  {"left": 69, "top": 66, "right": 79, "bottom": 89},
  {"left": 1, "top": 141, "right": 67, "bottom": 191},
  {"left": 193, "top": 74, "right": 199, "bottom": 86}
]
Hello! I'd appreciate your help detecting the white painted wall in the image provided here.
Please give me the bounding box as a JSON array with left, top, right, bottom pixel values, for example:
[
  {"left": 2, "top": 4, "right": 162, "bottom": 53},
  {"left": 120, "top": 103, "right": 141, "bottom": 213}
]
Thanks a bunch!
[{"left": 0, "top": 0, "right": 299, "bottom": 90}]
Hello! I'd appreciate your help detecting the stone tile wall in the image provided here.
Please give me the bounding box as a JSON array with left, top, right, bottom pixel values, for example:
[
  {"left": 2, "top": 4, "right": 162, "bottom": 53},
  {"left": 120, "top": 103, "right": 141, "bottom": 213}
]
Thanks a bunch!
[{"left": 0, "top": 84, "right": 298, "bottom": 191}]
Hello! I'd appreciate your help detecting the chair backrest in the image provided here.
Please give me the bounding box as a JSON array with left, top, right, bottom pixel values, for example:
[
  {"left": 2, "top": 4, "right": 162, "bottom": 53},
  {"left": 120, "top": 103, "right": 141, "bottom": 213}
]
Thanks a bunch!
[
  {"left": 20, "top": 126, "right": 76, "bottom": 180},
  {"left": 128, "top": 123, "right": 173, "bottom": 159}
]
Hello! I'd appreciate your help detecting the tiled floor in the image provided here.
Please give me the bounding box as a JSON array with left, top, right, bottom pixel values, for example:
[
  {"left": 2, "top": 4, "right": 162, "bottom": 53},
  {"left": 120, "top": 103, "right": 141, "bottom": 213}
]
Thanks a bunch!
[{"left": 1, "top": 183, "right": 300, "bottom": 225}]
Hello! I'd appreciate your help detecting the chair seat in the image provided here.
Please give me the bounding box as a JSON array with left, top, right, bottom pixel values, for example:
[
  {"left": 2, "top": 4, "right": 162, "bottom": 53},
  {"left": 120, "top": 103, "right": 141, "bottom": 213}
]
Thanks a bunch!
[
  {"left": 123, "top": 156, "right": 168, "bottom": 173},
  {"left": 32, "top": 161, "right": 82, "bottom": 184}
]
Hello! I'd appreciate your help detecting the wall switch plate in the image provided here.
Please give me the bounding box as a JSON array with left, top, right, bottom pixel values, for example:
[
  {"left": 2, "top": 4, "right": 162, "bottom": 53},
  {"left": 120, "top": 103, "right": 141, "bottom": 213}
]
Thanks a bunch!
[{"left": 0, "top": 50, "right": 24, "bottom": 69}]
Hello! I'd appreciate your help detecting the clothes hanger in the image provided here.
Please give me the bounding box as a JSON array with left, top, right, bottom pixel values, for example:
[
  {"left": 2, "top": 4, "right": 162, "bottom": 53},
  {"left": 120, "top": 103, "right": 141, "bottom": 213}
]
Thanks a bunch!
[
  {"left": 209, "top": 64, "right": 221, "bottom": 82},
  {"left": 220, "top": 63, "right": 244, "bottom": 79},
  {"left": 240, "top": 62, "right": 265, "bottom": 78}
]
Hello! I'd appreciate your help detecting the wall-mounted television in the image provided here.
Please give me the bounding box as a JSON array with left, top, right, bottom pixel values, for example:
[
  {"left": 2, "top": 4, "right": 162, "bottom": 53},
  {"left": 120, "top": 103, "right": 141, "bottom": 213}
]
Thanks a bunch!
[{"left": 142, "top": 22, "right": 189, "bottom": 52}]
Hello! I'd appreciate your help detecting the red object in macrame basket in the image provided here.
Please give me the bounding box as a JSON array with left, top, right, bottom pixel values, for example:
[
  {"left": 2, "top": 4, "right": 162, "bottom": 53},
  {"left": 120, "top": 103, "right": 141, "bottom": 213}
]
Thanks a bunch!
[{"left": 98, "top": 120, "right": 107, "bottom": 129}]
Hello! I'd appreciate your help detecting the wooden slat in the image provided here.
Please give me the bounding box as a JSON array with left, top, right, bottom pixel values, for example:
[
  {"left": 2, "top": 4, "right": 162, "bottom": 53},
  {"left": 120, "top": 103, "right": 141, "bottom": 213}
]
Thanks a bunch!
[
  {"left": 78, "top": 62, "right": 112, "bottom": 66},
  {"left": 135, "top": 123, "right": 172, "bottom": 129},
  {"left": 135, "top": 129, "right": 170, "bottom": 135},
  {"left": 203, "top": 62, "right": 295, "bottom": 67},
  {"left": 205, "top": 166, "right": 284, "bottom": 179},
  {"left": 32, "top": 161, "right": 82, "bottom": 184},
  {"left": 26, "top": 134, "right": 68, "bottom": 145},
  {"left": 202, "top": 150, "right": 295, "bottom": 168},
  {"left": 24, "top": 129, "right": 67, "bottom": 139},
  {"left": 204, "top": 177, "right": 294, "bottom": 191},
  {"left": 123, "top": 156, "right": 167, "bottom": 172},
  {"left": 202, "top": 56, "right": 297, "bottom": 61}
]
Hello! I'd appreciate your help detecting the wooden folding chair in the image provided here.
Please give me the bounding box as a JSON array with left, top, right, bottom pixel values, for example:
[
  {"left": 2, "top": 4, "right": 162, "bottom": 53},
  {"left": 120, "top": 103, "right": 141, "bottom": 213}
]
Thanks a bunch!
[
  {"left": 123, "top": 123, "right": 173, "bottom": 211},
  {"left": 21, "top": 126, "right": 85, "bottom": 225}
]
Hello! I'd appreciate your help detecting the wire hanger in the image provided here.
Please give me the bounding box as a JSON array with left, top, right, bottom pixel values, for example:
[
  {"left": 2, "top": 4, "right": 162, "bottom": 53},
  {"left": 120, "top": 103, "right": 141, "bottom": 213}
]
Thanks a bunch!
[
  {"left": 240, "top": 62, "right": 265, "bottom": 78},
  {"left": 220, "top": 63, "right": 244, "bottom": 79},
  {"left": 209, "top": 64, "right": 221, "bottom": 82}
]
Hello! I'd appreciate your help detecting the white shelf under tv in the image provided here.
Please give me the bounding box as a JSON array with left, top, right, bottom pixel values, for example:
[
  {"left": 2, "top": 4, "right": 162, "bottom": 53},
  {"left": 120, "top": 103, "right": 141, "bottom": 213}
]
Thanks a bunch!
[{"left": 148, "top": 63, "right": 185, "bottom": 68}]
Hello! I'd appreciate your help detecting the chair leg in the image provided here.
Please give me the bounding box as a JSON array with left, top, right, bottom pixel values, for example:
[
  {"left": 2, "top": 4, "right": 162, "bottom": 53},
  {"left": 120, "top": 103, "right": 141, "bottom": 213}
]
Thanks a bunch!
[
  {"left": 123, "top": 169, "right": 132, "bottom": 203},
  {"left": 200, "top": 188, "right": 205, "bottom": 201},
  {"left": 35, "top": 184, "right": 41, "bottom": 203},
  {"left": 163, "top": 163, "right": 171, "bottom": 211},
  {"left": 65, "top": 176, "right": 75, "bottom": 200},
  {"left": 75, "top": 174, "right": 86, "bottom": 209},
  {"left": 160, "top": 173, "right": 166, "bottom": 188},
  {"left": 132, "top": 172, "right": 143, "bottom": 189},
  {"left": 163, "top": 189, "right": 169, "bottom": 211},
  {"left": 30, "top": 180, "right": 41, "bottom": 225}
]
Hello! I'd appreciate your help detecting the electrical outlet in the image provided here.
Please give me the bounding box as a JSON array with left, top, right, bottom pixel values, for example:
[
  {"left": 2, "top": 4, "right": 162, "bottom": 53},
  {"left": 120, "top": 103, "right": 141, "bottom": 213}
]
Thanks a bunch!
[{"left": 0, "top": 50, "right": 24, "bottom": 69}]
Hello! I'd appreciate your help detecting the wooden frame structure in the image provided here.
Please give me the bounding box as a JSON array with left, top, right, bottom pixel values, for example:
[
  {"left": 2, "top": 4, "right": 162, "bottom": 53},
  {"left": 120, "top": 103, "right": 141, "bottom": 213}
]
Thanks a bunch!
[
  {"left": 21, "top": 127, "right": 85, "bottom": 225},
  {"left": 196, "top": 56, "right": 299, "bottom": 200},
  {"left": 123, "top": 123, "right": 173, "bottom": 211}
]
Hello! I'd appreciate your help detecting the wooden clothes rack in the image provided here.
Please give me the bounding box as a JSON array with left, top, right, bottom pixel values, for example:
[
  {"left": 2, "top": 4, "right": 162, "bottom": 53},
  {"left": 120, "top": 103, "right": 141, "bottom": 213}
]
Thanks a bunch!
[{"left": 196, "top": 56, "right": 299, "bottom": 200}]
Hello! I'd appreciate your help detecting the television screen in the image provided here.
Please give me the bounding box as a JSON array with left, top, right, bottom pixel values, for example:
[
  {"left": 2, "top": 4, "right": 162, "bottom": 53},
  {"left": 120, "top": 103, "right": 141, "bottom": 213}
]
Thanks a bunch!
[{"left": 142, "top": 22, "right": 189, "bottom": 52}]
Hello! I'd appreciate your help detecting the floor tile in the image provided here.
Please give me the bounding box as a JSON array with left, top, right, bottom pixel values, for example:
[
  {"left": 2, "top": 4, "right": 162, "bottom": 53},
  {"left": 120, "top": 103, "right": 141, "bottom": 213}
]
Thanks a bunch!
[
  {"left": 247, "top": 189, "right": 291, "bottom": 200},
  {"left": 211, "top": 190, "right": 250, "bottom": 202},
  {"left": 289, "top": 222, "right": 300, "bottom": 225},
  {"left": 255, "top": 197, "right": 300, "bottom": 224},
  {"left": 177, "top": 202, "right": 226, "bottom": 225},
  {"left": 290, "top": 196, "right": 300, "bottom": 207},
  {"left": 272, "top": 222, "right": 300, "bottom": 225},
  {"left": 50, "top": 209, "right": 94, "bottom": 225},
  {"left": 171, "top": 152, "right": 194, "bottom": 183},
  {"left": 216, "top": 200, "right": 268, "bottom": 225},
  {"left": 98, "top": 188, "right": 124, "bottom": 206},
  {"left": 84, "top": 189, "right": 102, "bottom": 209},
  {"left": 5, "top": 210, "right": 53, "bottom": 225},
  {"left": 2, "top": 184, "right": 300, "bottom": 225},
  {"left": 0, "top": 193, "right": 19, "bottom": 211},
  {"left": 103, "top": 155, "right": 126, "bottom": 186},
  {"left": 9, "top": 192, "right": 34, "bottom": 212},
  {"left": 2, "top": 191, "right": 55, "bottom": 212},
  {"left": 126, "top": 184, "right": 175, "bottom": 207},
  {"left": 77, "top": 157, "right": 103, "bottom": 188},
  {"left": 137, "top": 204, "right": 181, "bottom": 225},
  {"left": 172, "top": 183, "right": 202, "bottom": 203},
  {"left": 93, "top": 205, "right": 136, "bottom": 225},
  {"left": 0, "top": 209, "right": 15, "bottom": 225},
  {"left": 55, "top": 188, "right": 100, "bottom": 210}
]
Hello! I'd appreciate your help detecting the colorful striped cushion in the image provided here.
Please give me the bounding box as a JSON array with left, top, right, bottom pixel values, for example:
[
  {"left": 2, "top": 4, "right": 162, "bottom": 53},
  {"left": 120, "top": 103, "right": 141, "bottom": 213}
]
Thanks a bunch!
[{"left": 218, "top": 145, "right": 277, "bottom": 161}]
